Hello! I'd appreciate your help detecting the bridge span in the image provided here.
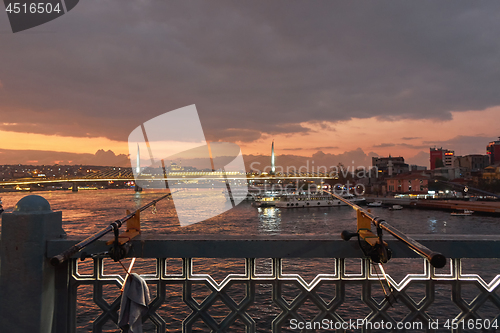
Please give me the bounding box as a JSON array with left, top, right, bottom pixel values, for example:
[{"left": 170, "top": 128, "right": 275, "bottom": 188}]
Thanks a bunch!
[{"left": 0, "top": 174, "right": 338, "bottom": 187}]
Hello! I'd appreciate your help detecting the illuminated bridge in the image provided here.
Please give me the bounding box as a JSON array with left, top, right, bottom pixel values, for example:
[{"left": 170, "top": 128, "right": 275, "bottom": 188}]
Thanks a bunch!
[{"left": 0, "top": 168, "right": 339, "bottom": 188}]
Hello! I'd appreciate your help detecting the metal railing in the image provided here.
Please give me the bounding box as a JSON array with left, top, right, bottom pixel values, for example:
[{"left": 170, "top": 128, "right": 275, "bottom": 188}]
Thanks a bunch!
[{"left": 46, "top": 235, "right": 500, "bottom": 333}]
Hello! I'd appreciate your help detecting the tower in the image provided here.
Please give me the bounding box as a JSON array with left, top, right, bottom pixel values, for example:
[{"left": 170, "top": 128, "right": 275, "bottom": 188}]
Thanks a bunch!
[
  {"left": 430, "top": 147, "right": 454, "bottom": 170},
  {"left": 271, "top": 140, "right": 275, "bottom": 175},
  {"left": 136, "top": 144, "right": 141, "bottom": 175}
]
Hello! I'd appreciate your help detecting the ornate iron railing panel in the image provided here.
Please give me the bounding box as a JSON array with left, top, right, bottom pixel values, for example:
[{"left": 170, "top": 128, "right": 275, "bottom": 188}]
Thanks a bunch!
[{"left": 66, "top": 256, "right": 500, "bottom": 333}]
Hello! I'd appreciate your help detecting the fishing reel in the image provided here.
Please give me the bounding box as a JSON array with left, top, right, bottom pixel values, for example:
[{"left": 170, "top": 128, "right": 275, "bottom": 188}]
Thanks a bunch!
[
  {"left": 108, "top": 222, "right": 131, "bottom": 262},
  {"left": 79, "top": 210, "right": 141, "bottom": 263},
  {"left": 341, "top": 210, "right": 394, "bottom": 264},
  {"left": 105, "top": 209, "right": 141, "bottom": 262},
  {"left": 79, "top": 221, "right": 132, "bottom": 262},
  {"left": 341, "top": 226, "right": 392, "bottom": 264}
]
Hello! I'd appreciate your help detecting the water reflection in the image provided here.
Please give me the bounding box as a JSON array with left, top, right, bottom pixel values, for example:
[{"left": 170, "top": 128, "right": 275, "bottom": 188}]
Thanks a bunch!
[
  {"left": 133, "top": 191, "right": 143, "bottom": 205},
  {"left": 429, "top": 219, "right": 438, "bottom": 233},
  {"left": 257, "top": 207, "right": 281, "bottom": 234},
  {"left": 0, "top": 189, "right": 498, "bottom": 237}
]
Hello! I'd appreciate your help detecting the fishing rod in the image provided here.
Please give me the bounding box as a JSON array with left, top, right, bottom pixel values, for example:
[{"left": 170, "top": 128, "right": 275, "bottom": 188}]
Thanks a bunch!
[
  {"left": 50, "top": 192, "right": 172, "bottom": 266},
  {"left": 322, "top": 188, "right": 446, "bottom": 268},
  {"left": 319, "top": 187, "right": 446, "bottom": 305}
]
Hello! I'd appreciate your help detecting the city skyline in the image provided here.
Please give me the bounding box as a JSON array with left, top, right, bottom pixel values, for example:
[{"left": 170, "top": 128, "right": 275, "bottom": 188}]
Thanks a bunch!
[
  {"left": 1, "top": 1, "right": 500, "bottom": 167},
  {"left": 0, "top": 134, "right": 497, "bottom": 170}
]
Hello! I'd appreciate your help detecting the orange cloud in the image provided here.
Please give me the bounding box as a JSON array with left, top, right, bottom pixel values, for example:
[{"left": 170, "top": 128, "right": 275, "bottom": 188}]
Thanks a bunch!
[{"left": 0, "top": 130, "right": 128, "bottom": 155}]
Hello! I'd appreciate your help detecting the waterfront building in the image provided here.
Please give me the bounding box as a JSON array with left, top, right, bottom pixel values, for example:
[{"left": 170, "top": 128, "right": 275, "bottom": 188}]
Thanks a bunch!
[
  {"left": 431, "top": 167, "right": 468, "bottom": 180},
  {"left": 371, "top": 155, "right": 409, "bottom": 177},
  {"left": 409, "top": 164, "right": 427, "bottom": 172},
  {"left": 169, "top": 161, "right": 184, "bottom": 171},
  {"left": 486, "top": 137, "right": 500, "bottom": 165},
  {"left": 386, "top": 173, "right": 429, "bottom": 194},
  {"left": 429, "top": 147, "right": 454, "bottom": 170},
  {"left": 453, "top": 154, "right": 490, "bottom": 172},
  {"left": 483, "top": 164, "right": 500, "bottom": 181}
]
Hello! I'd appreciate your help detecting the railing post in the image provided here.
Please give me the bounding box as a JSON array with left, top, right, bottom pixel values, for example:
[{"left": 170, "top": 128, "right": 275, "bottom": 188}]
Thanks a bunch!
[{"left": 0, "top": 195, "right": 66, "bottom": 333}]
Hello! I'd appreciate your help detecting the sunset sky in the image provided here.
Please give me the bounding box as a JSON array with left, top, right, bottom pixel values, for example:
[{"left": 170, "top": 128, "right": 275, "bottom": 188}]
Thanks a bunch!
[{"left": 1, "top": 1, "right": 499, "bottom": 168}]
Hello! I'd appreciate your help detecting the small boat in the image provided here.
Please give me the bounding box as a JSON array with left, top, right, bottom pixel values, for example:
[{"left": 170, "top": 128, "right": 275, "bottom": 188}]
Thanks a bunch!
[
  {"left": 367, "top": 201, "right": 383, "bottom": 207},
  {"left": 343, "top": 194, "right": 366, "bottom": 205},
  {"left": 451, "top": 209, "right": 474, "bottom": 216},
  {"left": 0, "top": 198, "right": 3, "bottom": 214},
  {"left": 389, "top": 204, "right": 403, "bottom": 210}
]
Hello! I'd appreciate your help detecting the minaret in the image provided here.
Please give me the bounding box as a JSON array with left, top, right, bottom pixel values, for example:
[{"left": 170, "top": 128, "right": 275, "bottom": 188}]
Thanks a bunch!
[
  {"left": 271, "top": 140, "right": 275, "bottom": 175},
  {"left": 136, "top": 144, "right": 141, "bottom": 175}
]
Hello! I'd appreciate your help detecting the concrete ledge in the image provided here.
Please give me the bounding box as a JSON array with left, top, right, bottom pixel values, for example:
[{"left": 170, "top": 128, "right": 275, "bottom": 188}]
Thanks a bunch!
[{"left": 46, "top": 234, "right": 500, "bottom": 260}]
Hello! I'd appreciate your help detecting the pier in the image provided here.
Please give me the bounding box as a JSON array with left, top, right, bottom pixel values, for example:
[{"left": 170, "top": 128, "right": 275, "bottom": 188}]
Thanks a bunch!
[
  {"left": 416, "top": 200, "right": 500, "bottom": 214},
  {"left": 366, "top": 197, "right": 500, "bottom": 215},
  {"left": 1, "top": 195, "right": 500, "bottom": 332}
]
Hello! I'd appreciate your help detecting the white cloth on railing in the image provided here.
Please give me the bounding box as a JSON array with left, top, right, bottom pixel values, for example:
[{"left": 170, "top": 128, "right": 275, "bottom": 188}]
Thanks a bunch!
[{"left": 118, "top": 273, "right": 151, "bottom": 333}]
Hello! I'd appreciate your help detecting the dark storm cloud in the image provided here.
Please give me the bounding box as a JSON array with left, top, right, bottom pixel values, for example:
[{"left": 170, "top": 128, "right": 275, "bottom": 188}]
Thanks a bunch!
[
  {"left": 283, "top": 146, "right": 339, "bottom": 151},
  {"left": 1, "top": 1, "right": 500, "bottom": 142},
  {"left": 372, "top": 143, "right": 428, "bottom": 149},
  {"left": 373, "top": 143, "right": 396, "bottom": 148},
  {"left": 424, "top": 135, "right": 498, "bottom": 154}
]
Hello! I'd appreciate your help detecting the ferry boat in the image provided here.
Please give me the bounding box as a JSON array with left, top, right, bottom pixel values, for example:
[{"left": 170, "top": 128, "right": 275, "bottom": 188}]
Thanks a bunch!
[
  {"left": 451, "top": 209, "right": 474, "bottom": 216},
  {"left": 275, "top": 192, "right": 365, "bottom": 208}
]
